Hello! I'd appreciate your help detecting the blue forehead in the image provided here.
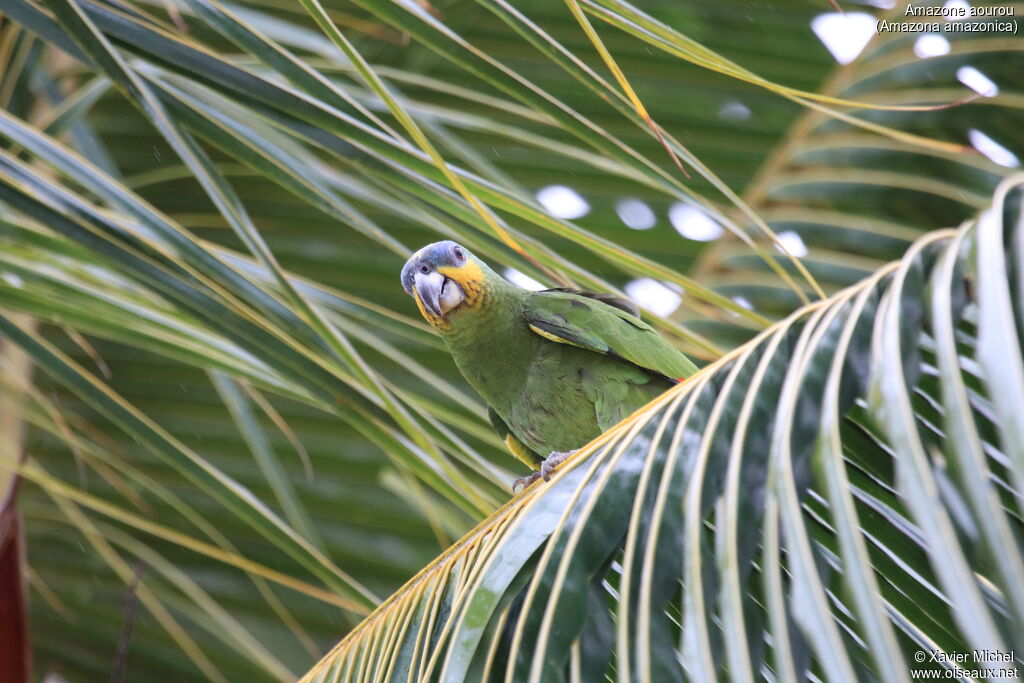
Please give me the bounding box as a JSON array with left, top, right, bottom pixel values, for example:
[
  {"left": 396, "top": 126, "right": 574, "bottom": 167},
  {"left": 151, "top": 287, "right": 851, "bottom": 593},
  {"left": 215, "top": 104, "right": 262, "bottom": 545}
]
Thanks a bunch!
[
  {"left": 425, "top": 241, "right": 459, "bottom": 262},
  {"left": 400, "top": 241, "right": 463, "bottom": 291}
]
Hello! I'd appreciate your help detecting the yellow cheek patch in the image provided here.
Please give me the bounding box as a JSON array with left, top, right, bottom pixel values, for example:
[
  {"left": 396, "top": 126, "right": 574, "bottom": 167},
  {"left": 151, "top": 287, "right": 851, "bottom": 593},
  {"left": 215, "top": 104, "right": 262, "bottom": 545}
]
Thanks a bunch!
[
  {"left": 438, "top": 261, "right": 485, "bottom": 307},
  {"left": 437, "top": 261, "right": 483, "bottom": 287}
]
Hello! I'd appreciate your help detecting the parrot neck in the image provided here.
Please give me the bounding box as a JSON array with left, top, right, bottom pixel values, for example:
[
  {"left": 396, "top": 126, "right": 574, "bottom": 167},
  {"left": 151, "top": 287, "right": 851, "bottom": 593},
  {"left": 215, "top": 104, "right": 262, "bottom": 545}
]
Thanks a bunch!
[
  {"left": 440, "top": 276, "right": 526, "bottom": 347},
  {"left": 439, "top": 278, "right": 536, "bottom": 402}
]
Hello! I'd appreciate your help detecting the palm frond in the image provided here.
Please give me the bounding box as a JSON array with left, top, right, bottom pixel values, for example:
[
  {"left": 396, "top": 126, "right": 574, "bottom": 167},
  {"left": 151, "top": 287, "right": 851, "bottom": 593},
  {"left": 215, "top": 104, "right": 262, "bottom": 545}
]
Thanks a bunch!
[
  {"left": 1, "top": 0, "right": 1021, "bottom": 679},
  {"left": 695, "top": 2, "right": 1022, "bottom": 335},
  {"left": 302, "top": 177, "right": 1024, "bottom": 681}
]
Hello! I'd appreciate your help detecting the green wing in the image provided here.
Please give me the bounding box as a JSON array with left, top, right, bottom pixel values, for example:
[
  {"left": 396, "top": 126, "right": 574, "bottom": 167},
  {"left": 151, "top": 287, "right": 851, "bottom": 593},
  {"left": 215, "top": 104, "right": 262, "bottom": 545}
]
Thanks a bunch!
[
  {"left": 524, "top": 289, "right": 698, "bottom": 382},
  {"left": 539, "top": 288, "right": 640, "bottom": 317}
]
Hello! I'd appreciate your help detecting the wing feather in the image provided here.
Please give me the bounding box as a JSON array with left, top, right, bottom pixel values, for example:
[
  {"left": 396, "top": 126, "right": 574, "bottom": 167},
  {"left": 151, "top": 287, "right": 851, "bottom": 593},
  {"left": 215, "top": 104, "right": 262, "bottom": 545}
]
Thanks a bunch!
[
  {"left": 523, "top": 290, "right": 698, "bottom": 382},
  {"left": 539, "top": 288, "right": 640, "bottom": 317}
]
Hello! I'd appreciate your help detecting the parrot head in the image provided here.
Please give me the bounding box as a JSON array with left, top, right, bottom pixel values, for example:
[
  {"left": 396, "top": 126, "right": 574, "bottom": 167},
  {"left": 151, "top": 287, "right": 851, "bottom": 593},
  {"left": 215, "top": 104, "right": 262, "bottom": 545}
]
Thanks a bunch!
[{"left": 401, "top": 241, "right": 488, "bottom": 326}]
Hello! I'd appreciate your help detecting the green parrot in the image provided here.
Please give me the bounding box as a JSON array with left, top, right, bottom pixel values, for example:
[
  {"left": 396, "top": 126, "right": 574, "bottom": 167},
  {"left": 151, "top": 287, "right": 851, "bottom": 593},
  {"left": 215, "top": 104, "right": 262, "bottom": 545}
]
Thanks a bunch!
[{"left": 401, "top": 241, "right": 698, "bottom": 489}]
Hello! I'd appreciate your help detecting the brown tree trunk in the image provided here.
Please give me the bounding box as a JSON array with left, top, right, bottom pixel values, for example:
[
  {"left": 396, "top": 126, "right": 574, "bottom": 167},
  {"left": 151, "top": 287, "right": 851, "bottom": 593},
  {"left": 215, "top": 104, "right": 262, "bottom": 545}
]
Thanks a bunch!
[
  {"left": 0, "top": 492, "right": 29, "bottom": 683},
  {"left": 0, "top": 314, "right": 36, "bottom": 683}
]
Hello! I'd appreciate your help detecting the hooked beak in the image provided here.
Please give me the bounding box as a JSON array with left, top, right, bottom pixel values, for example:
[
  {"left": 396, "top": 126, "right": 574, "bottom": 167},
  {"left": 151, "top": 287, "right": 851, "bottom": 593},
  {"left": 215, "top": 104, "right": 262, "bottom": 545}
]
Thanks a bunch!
[
  {"left": 414, "top": 270, "right": 446, "bottom": 317},
  {"left": 413, "top": 270, "right": 465, "bottom": 318}
]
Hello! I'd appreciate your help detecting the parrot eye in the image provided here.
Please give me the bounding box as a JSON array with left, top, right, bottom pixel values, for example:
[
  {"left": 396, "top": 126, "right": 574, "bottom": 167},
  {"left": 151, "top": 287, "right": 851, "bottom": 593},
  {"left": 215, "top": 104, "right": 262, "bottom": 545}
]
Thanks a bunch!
[
  {"left": 419, "top": 265, "right": 430, "bottom": 274},
  {"left": 453, "top": 246, "right": 465, "bottom": 261}
]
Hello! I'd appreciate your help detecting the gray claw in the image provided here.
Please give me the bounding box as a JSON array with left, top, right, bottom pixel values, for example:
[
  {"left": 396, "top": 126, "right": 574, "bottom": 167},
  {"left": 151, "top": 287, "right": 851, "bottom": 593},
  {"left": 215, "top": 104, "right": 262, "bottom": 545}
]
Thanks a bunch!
[
  {"left": 512, "top": 471, "right": 542, "bottom": 492},
  {"left": 541, "top": 449, "right": 578, "bottom": 481}
]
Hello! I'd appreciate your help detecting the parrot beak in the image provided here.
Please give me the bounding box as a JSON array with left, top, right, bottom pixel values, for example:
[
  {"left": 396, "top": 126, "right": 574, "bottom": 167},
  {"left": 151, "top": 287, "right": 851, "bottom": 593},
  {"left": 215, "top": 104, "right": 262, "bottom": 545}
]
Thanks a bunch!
[{"left": 413, "top": 270, "right": 465, "bottom": 318}]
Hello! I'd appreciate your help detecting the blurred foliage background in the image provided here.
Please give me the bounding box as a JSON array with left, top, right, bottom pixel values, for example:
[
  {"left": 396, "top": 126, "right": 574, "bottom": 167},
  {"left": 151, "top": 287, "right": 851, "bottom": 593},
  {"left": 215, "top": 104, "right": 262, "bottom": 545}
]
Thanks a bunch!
[{"left": 0, "top": 0, "right": 1020, "bottom": 680}]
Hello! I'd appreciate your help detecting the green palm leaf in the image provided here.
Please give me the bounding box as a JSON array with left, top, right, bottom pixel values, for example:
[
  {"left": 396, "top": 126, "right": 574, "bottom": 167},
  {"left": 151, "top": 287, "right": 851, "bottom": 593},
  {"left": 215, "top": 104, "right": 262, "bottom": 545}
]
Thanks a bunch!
[
  {"left": 302, "top": 178, "right": 1024, "bottom": 681},
  {"left": 0, "top": 0, "right": 1021, "bottom": 680}
]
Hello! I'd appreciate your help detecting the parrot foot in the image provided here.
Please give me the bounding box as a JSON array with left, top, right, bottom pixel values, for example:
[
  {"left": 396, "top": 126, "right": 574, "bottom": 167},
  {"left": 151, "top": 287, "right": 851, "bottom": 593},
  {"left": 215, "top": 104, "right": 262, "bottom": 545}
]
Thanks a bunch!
[
  {"left": 512, "top": 471, "right": 542, "bottom": 492},
  {"left": 541, "top": 449, "right": 578, "bottom": 481}
]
